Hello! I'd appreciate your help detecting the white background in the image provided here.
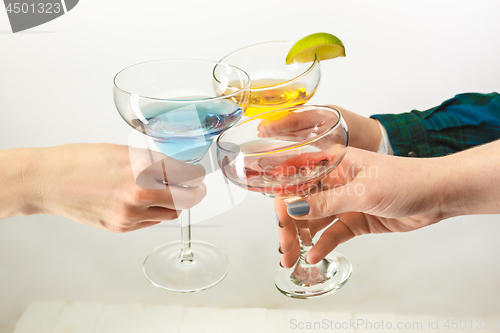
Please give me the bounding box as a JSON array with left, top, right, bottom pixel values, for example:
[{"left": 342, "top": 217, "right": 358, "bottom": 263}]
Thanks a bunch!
[{"left": 1, "top": 0, "right": 500, "bottom": 332}]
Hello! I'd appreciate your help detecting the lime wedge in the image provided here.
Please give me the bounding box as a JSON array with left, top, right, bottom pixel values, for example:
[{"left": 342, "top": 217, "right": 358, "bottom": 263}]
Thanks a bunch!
[{"left": 286, "top": 32, "right": 346, "bottom": 65}]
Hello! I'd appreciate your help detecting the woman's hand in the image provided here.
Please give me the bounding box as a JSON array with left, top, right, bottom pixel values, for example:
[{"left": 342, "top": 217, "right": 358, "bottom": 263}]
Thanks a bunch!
[
  {"left": 0, "top": 143, "right": 206, "bottom": 233},
  {"left": 276, "top": 147, "right": 451, "bottom": 267}
]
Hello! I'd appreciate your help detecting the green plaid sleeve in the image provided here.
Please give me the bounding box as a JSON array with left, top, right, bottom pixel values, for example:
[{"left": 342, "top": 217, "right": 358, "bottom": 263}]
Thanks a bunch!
[{"left": 370, "top": 92, "right": 500, "bottom": 157}]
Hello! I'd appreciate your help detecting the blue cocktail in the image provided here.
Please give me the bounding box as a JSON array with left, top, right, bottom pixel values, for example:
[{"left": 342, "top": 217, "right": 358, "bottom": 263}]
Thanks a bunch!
[{"left": 143, "top": 98, "right": 243, "bottom": 162}]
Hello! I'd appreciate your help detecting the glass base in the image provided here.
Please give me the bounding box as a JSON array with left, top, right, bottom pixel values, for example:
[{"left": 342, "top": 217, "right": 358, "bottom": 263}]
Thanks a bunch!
[
  {"left": 143, "top": 240, "right": 229, "bottom": 293},
  {"left": 275, "top": 252, "right": 352, "bottom": 299}
]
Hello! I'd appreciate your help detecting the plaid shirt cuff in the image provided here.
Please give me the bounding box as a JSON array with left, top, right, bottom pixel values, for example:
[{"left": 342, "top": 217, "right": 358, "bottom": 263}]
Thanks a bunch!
[
  {"left": 371, "top": 111, "right": 429, "bottom": 157},
  {"left": 371, "top": 92, "right": 500, "bottom": 158}
]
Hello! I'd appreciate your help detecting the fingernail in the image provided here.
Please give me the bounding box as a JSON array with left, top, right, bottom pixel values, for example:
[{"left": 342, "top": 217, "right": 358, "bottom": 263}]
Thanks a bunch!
[
  {"left": 279, "top": 261, "right": 284, "bottom": 268},
  {"left": 276, "top": 214, "right": 282, "bottom": 228},
  {"left": 278, "top": 246, "right": 283, "bottom": 254},
  {"left": 287, "top": 200, "right": 310, "bottom": 216}
]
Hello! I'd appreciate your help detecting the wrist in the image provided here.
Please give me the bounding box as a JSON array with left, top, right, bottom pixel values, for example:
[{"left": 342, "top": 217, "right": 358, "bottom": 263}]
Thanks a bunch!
[
  {"left": 432, "top": 153, "right": 479, "bottom": 219},
  {"left": 349, "top": 115, "right": 382, "bottom": 152},
  {"left": 0, "top": 148, "right": 46, "bottom": 218},
  {"left": 329, "top": 105, "right": 381, "bottom": 152},
  {"left": 437, "top": 141, "right": 500, "bottom": 217},
  {"left": 422, "top": 156, "right": 457, "bottom": 220}
]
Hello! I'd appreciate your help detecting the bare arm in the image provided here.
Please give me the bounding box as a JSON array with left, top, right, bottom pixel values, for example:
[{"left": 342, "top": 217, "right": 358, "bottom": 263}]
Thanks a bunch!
[
  {"left": 441, "top": 139, "right": 500, "bottom": 217},
  {"left": 0, "top": 143, "right": 206, "bottom": 232},
  {"left": 0, "top": 147, "right": 43, "bottom": 218}
]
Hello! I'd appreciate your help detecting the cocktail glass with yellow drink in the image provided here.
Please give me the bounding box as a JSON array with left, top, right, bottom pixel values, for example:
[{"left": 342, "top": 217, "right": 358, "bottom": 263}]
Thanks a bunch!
[{"left": 219, "top": 41, "right": 321, "bottom": 118}]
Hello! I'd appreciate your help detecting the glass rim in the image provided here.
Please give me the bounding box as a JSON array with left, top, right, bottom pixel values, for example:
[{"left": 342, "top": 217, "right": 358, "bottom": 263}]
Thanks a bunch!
[
  {"left": 216, "top": 105, "right": 343, "bottom": 157},
  {"left": 113, "top": 58, "right": 251, "bottom": 102},
  {"left": 219, "top": 41, "right": 319, "bottom": 92}
]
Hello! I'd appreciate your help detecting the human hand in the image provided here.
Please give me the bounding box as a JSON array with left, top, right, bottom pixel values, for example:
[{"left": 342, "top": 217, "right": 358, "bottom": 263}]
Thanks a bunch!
[
  {"left": 276, "top": 147, "right": 450, "bottom": 267},
  {"left": 14, "top": 143, "right": 206, "bottom": 233},
  {"left": 257, "top": 107, "right": 339, "bottom": 147},
  {"left": 257, "top": 105, "right": 382, "bottom": 152}
]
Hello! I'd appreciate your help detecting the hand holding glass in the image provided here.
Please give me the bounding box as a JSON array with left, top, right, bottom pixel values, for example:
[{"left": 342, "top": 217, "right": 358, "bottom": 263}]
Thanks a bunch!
[{"left": 216, "top": 105, "right": 352, "bottom": 298}]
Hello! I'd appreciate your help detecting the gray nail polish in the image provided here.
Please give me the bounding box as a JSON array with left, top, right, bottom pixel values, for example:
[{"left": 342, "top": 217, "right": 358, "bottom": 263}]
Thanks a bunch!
[{"left": 287, "top": 200, "right": 310, "bottom": 216}]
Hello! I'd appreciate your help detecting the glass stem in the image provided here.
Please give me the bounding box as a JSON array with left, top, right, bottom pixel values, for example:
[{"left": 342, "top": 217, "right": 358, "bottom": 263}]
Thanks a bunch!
[
  {"left": 179, "top": 209, "right": 195, "bottom": 263},
  {"left": 296, "top": 225, "right": 314, "bottom": 264},
  {"left": 286, "top": 184, "right": 322, "bottom": 264}
]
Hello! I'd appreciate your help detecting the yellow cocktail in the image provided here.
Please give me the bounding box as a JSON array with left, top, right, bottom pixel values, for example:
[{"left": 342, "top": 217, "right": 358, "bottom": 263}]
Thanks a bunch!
[
  {"left": 220, "top": 41, "right": 321, "bottom": 119},
  {"left": 245, "top": 79, "right": 313, "bottom": 117}
]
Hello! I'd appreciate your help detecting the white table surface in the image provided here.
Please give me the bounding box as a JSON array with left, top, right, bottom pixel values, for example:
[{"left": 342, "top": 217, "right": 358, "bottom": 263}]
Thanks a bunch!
[
  {"left": 12, "top": 301, "right": 500, "bottom": 333},
  {"left": 2, "top": 1, "right": 500, "bottom": 332}
]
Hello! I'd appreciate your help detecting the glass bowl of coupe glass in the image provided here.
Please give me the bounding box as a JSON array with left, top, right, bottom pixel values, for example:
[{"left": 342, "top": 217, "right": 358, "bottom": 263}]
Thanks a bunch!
[{"left": 219, "top": 41, "right": 321, "bottom": 118}]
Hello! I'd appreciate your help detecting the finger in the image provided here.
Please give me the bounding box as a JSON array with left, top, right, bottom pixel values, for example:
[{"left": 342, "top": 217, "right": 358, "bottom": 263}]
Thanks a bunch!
[
  {"left": 277, "top": 199, "right": 338, "bottom": 253},
  {"left": 135, "top": 206, "right": 181, "bottom": 222},
  {"left": 275, "top": 199, "right": 297, "bottom": 254},
  {"left": 130, "top": 148, "right": 206, "bottom": 189},
  {"left": 258, "top": 110, "right": 328, "bottom": 136},
  {"left": 104, "top": 208, "right": 179, "bottom": 233},
  {"left": 274, "top": 199, "right": 294, "bottom": 228},
  {"left": 155, "top": 182, "right": 207, "bottom": 210},
  {"left": 308, "top": 216, "right": 339, "bottom": 238},
  {"left": 132, "top": 221, "right": 163, "bottom": 231},
  {"left": 281, "top": 237, "right": 300, "bottom": 268},
  {"left": 139, "top": 158, "right": 206, "bottom": 188},
  {"left": 306, "top": 184, "right": 341, "bottom": 238},
  {"left": 278, "top": 221, "right": 297, "bottom": 254},
  {"left": 132, "top": 182, "right": 207, "bottom": 210},
  {"left": 306, "top": 217, "right": 359, "bottom": 264},
  {"left": 286, "top": 181, "right": 362, "bottom": 220},
  {"left": 97, "top": 220, "right": 161, "bottom": 233}
]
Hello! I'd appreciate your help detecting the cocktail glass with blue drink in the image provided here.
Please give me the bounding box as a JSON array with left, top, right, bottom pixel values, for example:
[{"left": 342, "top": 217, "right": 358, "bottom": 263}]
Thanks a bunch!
[{"left": 114, "top": 59, "right": 250, "bottom": 292}]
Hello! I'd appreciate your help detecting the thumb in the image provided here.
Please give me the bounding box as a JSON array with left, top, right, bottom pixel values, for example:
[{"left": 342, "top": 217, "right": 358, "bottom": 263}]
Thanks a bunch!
[{"left": 286, "top": 182, "right": 364, "bottom": 219}]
